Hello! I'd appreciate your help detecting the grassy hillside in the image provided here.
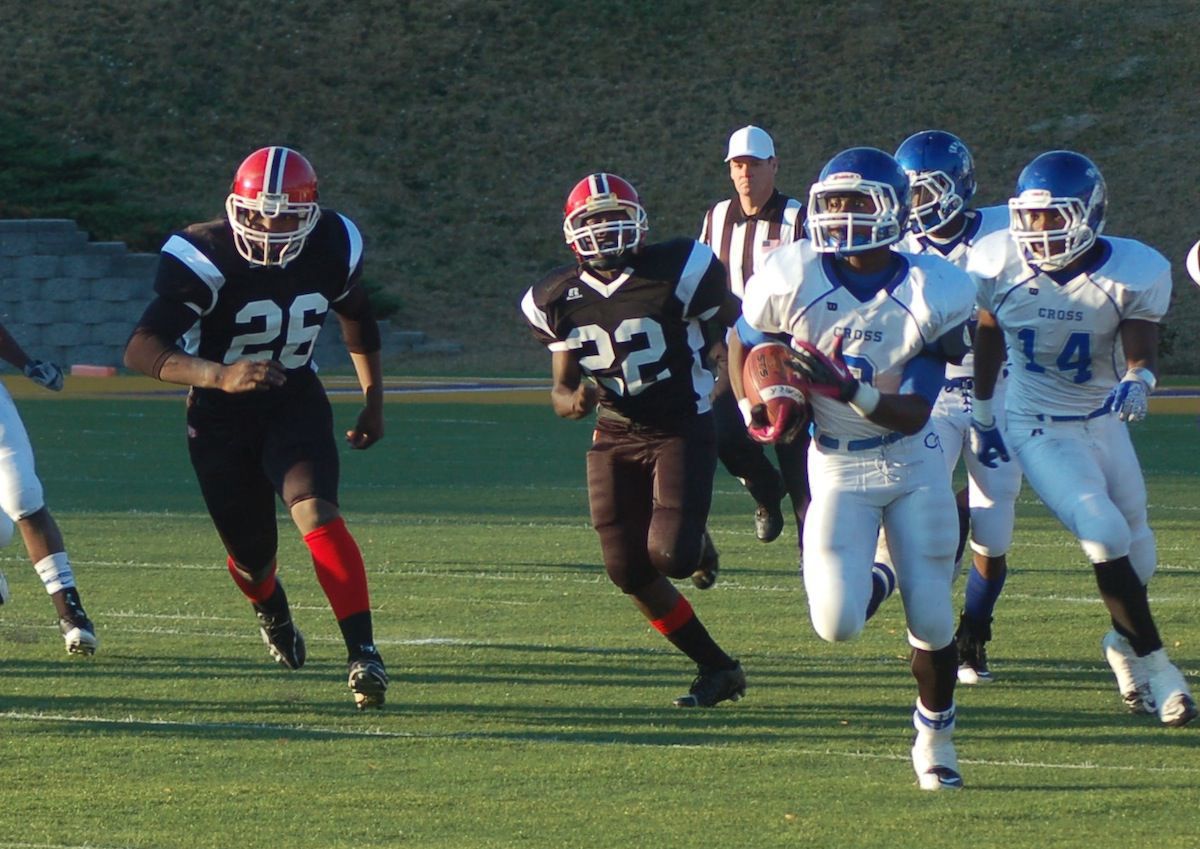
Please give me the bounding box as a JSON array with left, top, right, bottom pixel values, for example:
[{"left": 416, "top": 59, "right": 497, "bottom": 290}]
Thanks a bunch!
[{"left": 3, "top": 0, "right": 1199, "bottom": 374}]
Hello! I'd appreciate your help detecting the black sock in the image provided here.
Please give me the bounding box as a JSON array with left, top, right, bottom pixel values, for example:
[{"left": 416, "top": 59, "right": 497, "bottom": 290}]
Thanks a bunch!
[
  {"left": 1093, "top": 557, "right": 1162, "bottom": 656},
  {"left": 662, "top": 616, "right": 734, "bottom": 670},
  {"left": 912, "top": 644, "right": 958, "bottom": 711},
  {"left": 953, "top": 500, "right": 971, "bottom": 566},
  {"left": 253, "top": 580, "right": 291, "bottom": 617},
  {"left": 338, "top": 610, "right": 378, "bottom": 659}
]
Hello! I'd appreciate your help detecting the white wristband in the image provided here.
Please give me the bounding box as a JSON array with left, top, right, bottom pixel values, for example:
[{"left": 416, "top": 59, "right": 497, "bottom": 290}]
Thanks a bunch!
[
  {"left": 972, "top": 397, "right": 995, "bottom": 427},
  {"left": 848, "top": 382, "right": 880, "bottom": 417},
  {"left": 738, "top": 397, "right": 754, "bottom": 426},
  {"left": 1124, "top": 367, "right": 1157, "bottom": 393}
]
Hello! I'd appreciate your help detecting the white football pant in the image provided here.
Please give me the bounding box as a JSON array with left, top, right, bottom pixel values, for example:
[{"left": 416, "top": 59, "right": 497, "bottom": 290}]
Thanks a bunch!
[
  {"left": 804, "top": 425, "right": 958, "bottom": 651},
  {"left": 931, "top": 379, "right": 1022, "bottom": 558},
  {"left": 1005, "top": 412, "right": 1154, "bottom": 582},
  {"left": 0, "top": 381, "right": 46, "bottom": 522}
]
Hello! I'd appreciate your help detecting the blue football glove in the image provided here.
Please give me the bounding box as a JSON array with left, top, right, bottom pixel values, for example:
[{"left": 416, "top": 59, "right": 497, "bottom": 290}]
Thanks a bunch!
[
  {"left": 970, "top": 416, "right": 1010, "bottom": 468},
  {"left": 1106, "top": 378, "right": 1149, "bottom": 422},
  {"left": 23, "top": 359, "right": 64, "bottom": 392}
]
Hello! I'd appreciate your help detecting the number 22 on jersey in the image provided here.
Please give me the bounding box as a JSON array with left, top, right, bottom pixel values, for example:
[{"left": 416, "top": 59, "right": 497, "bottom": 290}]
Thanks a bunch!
[{"left": 569, "top": 318, "right": 669, "bottom": 396}]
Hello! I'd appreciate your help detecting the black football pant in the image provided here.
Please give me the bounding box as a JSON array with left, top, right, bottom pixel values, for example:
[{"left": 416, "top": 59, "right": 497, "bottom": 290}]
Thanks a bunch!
[
  {"left": 186, "top": 380, "right": 340, "bottom": 576},
  {"left": 587, "top": 412, "right": 716, "bottom": 593}
]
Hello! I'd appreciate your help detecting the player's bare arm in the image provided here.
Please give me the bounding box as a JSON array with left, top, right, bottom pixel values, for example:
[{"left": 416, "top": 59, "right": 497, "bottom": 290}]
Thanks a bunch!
[
  {"left": 332, "top": 288, "right": 385, "bottom": 449},
  {"left": 0, "top": 319, "right": 33, "bottom": 371},
  {"left": 124, "top": 326, "right": 286, "bottom": 393},
  {"left": 346, "top": 349, "right": 384, "bottom": 449},
  {"left": 702, "top": 293, "right": 741, "bottom": 398},
  {"left": 1119, "top": 319, "right": 1159, "bottom": 375},
  {"left": 971, "top": 308, "right": 1005, "bottom": 401},
  {"left": 727, "top": 332, "right": 748, "bottom": 400},
  {"left": 549, "top": 350, "right": 597, "bottom": 420}
]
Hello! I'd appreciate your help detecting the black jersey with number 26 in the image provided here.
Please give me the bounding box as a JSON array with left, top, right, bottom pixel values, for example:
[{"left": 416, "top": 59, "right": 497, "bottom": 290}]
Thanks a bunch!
[
  {"left": 151, "top": 211, "right": 363, "bottom": 372},
  {"left": 521, "top": 238, "right": 728, "bottom": 425}
]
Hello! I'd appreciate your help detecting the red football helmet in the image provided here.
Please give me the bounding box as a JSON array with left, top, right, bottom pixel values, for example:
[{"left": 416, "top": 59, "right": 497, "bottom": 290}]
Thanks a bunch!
[
  {"left": 562, "top": 173, "right": 648, "bottom": 263},
  {"left": 225, "top": 146, "right": 322, "bottom": 267}
]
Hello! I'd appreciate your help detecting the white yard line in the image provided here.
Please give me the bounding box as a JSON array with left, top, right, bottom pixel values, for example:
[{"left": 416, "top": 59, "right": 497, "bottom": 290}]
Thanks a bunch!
[{"left": 1, "top": 708, "right": 1196, "bottom": 775}]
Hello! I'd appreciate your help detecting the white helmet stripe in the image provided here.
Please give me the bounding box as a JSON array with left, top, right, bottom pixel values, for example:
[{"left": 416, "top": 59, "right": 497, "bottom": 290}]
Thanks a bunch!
[{"left": 589, "top": 173, "right": 609, "bottom": 197}]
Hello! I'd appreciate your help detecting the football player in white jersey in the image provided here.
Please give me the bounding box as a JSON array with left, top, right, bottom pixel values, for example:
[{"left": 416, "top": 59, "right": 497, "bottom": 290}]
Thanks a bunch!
[
  {"left": 970, "top": 150, "right": 1196, "bottom": 728},
  {"left": 1187, "top": 238, "right": 1200, "bottom": 286},
  {"left": 740, "top": 147, "right": 975, "bottom": 789},
  {"left": 893, "top": 130, "right": 1022, "bottom": 685},
  {"left": 0, "top": 324, "right": 96, "bottom": 655}
]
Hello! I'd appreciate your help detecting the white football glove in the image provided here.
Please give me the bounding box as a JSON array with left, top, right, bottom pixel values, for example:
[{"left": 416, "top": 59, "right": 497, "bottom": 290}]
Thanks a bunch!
[
  {"left": 23, "top": 359, "right": 64, "bottom": 391},
  {"left": 1107, "top": 380, "right": 1148, "bottom": 422},
  {"left": 968, "top": 397, "right": 1010, "bottom": 468},
  {"left": 1106, "top": 368, "right": 1154, "bottom": 422}
]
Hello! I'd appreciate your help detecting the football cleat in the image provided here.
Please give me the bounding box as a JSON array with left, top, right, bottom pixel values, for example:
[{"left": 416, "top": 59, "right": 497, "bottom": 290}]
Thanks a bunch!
[
  {"left": 955, "top": 614, "right": 995, "bottom": 685},
  {"left": 0, "top": 568, "right": 9, "bottom": 605},
  {"left": 1101, "top": 630, "right": 1155, "bottom": 715},
  {"left": 912, "top": 712, "right": 963, "bottom": 791},
  {"left": 1144, "top": 650, "right": 1198, "bottom": 728},
  {"left": 690, "top": 530, "right": 720, "bottom": 590},
  {"left": 672, "top": 660, "right": 746, "bottom": 708},
  {"left": 59, "top": 615, "right": 98, "bottom": 656},
  {"left": 754, "top": 501, "right": 784, "bottom": 543},
  {"left": 256, "top": 607, "right": 306, "bottom": 671},
  {"left": 348, "top": 651, "right": 389, "bottom": 710}
]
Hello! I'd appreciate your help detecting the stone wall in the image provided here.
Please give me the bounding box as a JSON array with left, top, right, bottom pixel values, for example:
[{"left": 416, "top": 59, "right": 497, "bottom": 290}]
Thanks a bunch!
[{"left": 0, "top": 219, "right": 458, "bottom": 371}]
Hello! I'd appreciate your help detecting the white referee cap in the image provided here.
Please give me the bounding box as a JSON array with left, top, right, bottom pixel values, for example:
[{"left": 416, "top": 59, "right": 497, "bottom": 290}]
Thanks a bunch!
[
  {"left": 1187, "top": 239, "right": 1200, "bottom": 287},
  {"left": 726, "top": 125, "right": 775, "bottom": 161}
]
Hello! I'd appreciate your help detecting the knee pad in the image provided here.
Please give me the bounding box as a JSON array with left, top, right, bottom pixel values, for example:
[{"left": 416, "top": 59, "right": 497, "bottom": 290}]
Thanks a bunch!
[
  {"left": 968, "top": 501, "right": 1016, "bottom": 557},
  {"left": 648, "top": 532, "right": 704, "bottom": 581},
  {"left": 1128, "top": 528, "right": 1157, "bottom": 584},
  {"left": 0, "top": 512, "right": 14, "bottom": 548},
  {"left": 809, "top": 601, "right": 866, "bottom": 644},
  {"left": 1072, "top": 494, "right": 1131, "bottom": 563},
  {"left": 9, "top": 483, "right": 45, "bottom": 522}
]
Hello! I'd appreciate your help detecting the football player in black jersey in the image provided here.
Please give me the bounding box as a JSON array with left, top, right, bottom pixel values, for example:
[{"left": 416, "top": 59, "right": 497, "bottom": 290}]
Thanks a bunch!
[
  {"left": 124, "top": 146, "right": 388, "bottom": 709},
  {"left": 520, "top": 172, "right": 746, "bottom": 708}
]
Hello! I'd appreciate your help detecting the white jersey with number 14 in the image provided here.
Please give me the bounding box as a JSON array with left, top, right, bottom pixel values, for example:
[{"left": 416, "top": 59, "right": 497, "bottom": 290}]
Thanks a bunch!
[{"left": 968, "top": 233, "right": 1171, "bottom": 418}]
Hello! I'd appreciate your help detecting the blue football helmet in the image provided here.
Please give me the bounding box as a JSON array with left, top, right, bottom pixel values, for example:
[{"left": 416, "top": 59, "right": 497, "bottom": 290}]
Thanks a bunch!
[
  {"left": 894, "top": 130, "right": 976, "bottom": 235},
  {"left": 808, "top": 147, "right": 910, "bottom": 253},
  {"left": 1008, "top": 150, "right": 1106, "bottom": 270}
]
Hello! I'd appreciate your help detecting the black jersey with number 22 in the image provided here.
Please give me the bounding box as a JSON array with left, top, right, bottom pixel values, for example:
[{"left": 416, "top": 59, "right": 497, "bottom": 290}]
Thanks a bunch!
[{"left": 521, "top": 238, "right": 729, "bottom": 426}]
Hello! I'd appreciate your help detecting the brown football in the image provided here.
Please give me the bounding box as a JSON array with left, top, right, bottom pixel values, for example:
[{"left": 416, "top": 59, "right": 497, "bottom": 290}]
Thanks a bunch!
[
  {"left": 742, "top": 342, "right": 806, "bottom": 408},
  {"left": 741, "top": 342, "right": 809, "bottom": 443}
]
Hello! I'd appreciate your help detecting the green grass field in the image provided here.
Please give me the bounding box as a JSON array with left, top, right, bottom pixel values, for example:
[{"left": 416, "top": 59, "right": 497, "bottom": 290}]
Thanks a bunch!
[{"left": 1, "top": 395, "right": 1198, "bottom": 849}]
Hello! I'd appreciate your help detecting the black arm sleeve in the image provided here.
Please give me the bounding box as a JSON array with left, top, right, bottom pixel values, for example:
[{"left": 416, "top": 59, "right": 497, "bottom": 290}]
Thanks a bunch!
[{"left": 331, "top": 283, "right": 381, "bottom": 354}]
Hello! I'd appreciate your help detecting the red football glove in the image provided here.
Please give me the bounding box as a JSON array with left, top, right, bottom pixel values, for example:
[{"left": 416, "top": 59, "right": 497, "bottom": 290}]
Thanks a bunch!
[
  {"left": 788, "top": 337, "right": 859, "bottom": 402},
  {"left": 747, "top": 398, "right": 804, "bottom": 444}
]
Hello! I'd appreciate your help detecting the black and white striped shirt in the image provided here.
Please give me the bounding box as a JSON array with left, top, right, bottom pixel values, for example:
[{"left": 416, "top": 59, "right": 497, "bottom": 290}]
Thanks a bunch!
[{"left": 699, "top": 189, "right": 806, "bottom": 297}]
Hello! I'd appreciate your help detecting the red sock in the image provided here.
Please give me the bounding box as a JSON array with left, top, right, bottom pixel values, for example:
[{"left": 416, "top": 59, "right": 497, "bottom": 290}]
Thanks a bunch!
[
  {"left": 649, "top": 595, "right": 695, "bottom": 635},
  {"left": 303, "top": 517, "right": 370, "bottom": 620},
  {"left": 227, "top": 557, "right": 277, "bottom": 604}
]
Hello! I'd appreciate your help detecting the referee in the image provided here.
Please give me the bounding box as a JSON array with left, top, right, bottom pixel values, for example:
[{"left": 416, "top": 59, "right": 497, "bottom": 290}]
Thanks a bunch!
[{"left": 700, "top": 125, "right": 810, "bottom": 556}]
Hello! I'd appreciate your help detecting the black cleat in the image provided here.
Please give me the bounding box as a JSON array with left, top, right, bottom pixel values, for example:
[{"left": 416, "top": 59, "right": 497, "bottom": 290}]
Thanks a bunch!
[
  {"left": 672, "top": 660, "right": 746, "bottom": 707},
  {"left": 59, "top": 615, "right": 98, "bottom": 655},
  {"left": 955, "top": 613, "right": 994, "bottom": 685},
  {"left": 255, "top": 607, "right": 306, "bottom": 670},
  {"left": 691, "top": 531, "right": 720, "bottom": 590},
  {"left": 348, "top": 649, "right": 389, "bottom": 710},
  {"left": 754, "top": 501, "right": 784, "bottom": 543},
  {"left": 57, "top": 587, "right": 98, "bottom": 655}
]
